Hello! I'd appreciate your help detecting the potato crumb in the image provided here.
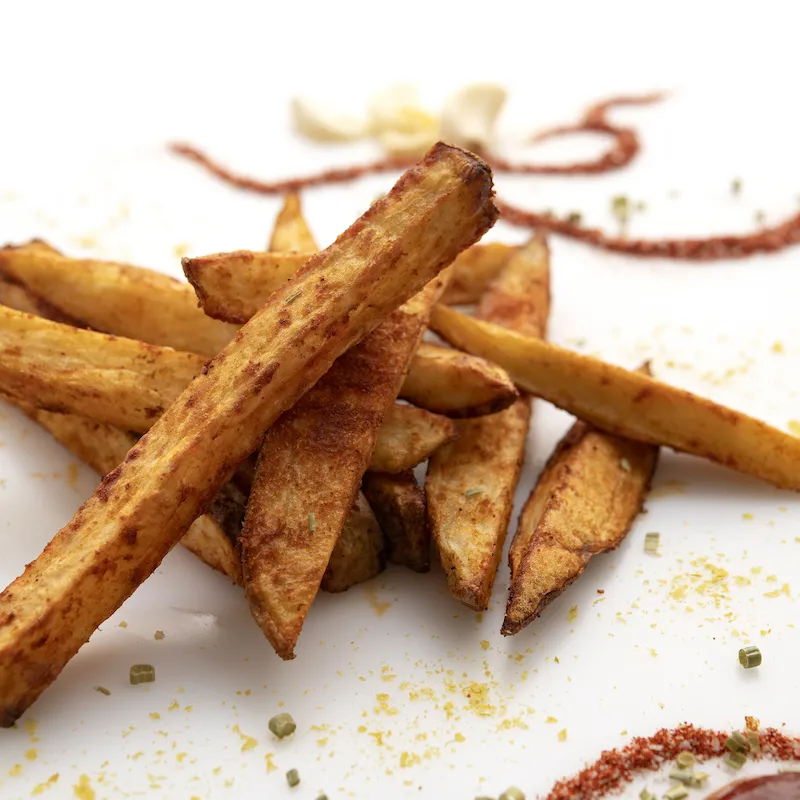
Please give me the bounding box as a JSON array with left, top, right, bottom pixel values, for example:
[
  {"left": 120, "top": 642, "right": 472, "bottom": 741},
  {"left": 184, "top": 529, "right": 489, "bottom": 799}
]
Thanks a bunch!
[
  {"left": 545, "top": 716, "right": 558, "bottom": 724},
  {"left": 73, "top": 774, "right": 95, "bottom": 799},
  {"left": 265, "top": 753, "right": 277, "bottom": 773},
  {"left": 150, "top": 712, "right": 160, "bottom": 721},
  {"left": 25, "top": 748, "right": 37, "bottom": 760},
  {"left": 558, "top": 729, "right": 568, "bottom": 742},
  {"left": 9, "top": 763, "right": 22, "bottom": 776},
  {"left": 568, "top": 605, "right": 578, "bottom": 622},
  {"left": 480, "top": 640, "right": 490, "bottom": 650}
]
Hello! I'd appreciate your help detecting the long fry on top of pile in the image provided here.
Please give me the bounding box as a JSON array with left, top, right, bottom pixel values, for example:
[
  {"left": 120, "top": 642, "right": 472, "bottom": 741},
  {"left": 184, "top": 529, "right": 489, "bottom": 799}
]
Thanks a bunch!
[
  {"left": 0, "top": 143, "right": 498, "bottom": 725},
  {"left": 430, "top": 305, "right": 800, "bottom": 490}
]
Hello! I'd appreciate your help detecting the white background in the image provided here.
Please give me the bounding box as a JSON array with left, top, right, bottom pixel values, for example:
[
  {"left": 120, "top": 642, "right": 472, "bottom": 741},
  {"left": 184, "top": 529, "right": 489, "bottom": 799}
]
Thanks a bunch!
[{"left": 1, "top": 2, "right": 799, "bottom": 798}]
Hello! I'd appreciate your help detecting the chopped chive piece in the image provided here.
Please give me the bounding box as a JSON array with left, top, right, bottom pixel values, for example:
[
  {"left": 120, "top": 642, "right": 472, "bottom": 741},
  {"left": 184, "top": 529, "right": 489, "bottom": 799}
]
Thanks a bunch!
[
  {"left": 668, "top": 768, "right": 693, "bottom": 784},
  {"left": 286, "top": 768, "right": 300, "bottom": 787},
  {"left": 499, "top": 788, "right": 525, "bottom": 800},
  {"left": 93, "top": 686, "right": 111, "bottom": 696},
  {"left": 675, "top": 751, "right": 695, "bottom": 770},
  {"left": 129, "top": 664, "right": 155, "bottom": 685},
  {"left": 611, "top": 196, "right": 631, "bottom": 236},
  {"left": 268, "top": 713, "right": 296, "bottom": 739},
  {"left": 746, "top": 730, "right": 761, "bottom": 754},
  {"left": 154, "top": 630, "right": 165, "bottom": 641},
  {"left": 725, "top": 731, "right": 748, "bottom": 752},
  {"left": 663, "top": 787, "right": 689, "bottom": 800},
  {"left": 689, "top": 772, "right": 710, "bottom": 787},
  {"left": 644, "top": 532, "right": 660, "bottom": 554},
  {"left": 724, "top": 751, "right": 747, "bottom": 770},
  {"left": 285, "top": 290, "right": 303, "bottom": 304},
  {"left": 731, "top": 178, "right": 742, "bottom": 195},
  {"left": 739, "top": 645, "right": 762, "bottom": 669},
  {"left": 465, "top": 487, "right": 484, "bottom": 497},
  {"left": 566, "top": 211, "right": 582, "bottom": 225},
  {"left": 316, "top": 795, "right": 330, "bottom": 800},
  {"left": 778, "top": 765, "right": 800, "bottom": 773},
  {"left": 620, "top": 457, "right": 632, "bottom": 472},
  {"left": 755, "top": 210, "right": 766, "bottom": 226},
  {"left": 308, "top": 513, "right": 316, "bottom": 532},
  {"left": 639, "top": 790, "right": 656, "bottom": 800}
]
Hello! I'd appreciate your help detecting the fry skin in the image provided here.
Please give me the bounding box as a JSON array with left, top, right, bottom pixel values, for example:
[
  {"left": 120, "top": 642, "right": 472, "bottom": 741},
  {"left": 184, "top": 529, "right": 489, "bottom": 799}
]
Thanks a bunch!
[
  {"left": 362, "top": 471, "right": 430, "bottom": 573},
  {"left": 0, "top": 142, "right": 498, "bottom": 724},
  {"left": 242, "top": 277, "right": 447, "bottom": 659},
  {"left": 430, "top": 305, "right": 800, "bottom": 490},
  {"left": 503, "top": 370, "right": 660, "bottom": 635},
  {"left": 426, "top": 235, "right": 550, "bottom": 611}
]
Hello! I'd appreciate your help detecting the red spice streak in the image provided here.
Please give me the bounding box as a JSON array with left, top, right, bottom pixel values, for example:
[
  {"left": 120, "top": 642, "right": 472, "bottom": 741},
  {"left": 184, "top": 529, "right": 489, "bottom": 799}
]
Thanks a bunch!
[
  {"left": 538, "top": 725, "right": 800, "bottom": 800},
  {"left": 170, "top": 93, "right": 800, "bottom": 261}
]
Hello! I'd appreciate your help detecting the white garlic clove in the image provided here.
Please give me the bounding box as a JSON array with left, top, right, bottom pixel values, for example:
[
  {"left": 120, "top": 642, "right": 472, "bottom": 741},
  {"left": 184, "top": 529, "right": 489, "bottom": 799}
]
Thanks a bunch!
[
  {"left": 375, "top": 127, "right": 439, "bottom": 158},
  {"left": 291, "top": 96, "right": 368, "bottom": 142},
  {"left": 439, "top": 83, "right": 507, "bottom": 152}
]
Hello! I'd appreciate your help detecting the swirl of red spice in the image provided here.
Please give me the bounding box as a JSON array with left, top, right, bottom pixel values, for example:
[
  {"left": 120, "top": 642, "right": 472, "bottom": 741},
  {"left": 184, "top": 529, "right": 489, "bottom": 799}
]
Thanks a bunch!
[
  {"left": 538, "top": 725, "right": 800, "bottom": 800},
  {"left": 169, "top": 93, "right": 800, "bottom": 261}
]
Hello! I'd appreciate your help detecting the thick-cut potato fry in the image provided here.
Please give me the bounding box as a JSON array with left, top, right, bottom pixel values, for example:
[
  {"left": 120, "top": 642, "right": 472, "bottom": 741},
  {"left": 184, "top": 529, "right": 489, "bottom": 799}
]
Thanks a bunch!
[
  {"left": 371, "top": 404, "right": 457, "bottom": 473},
  {"left": 427, "top": 236, "right": 551, "bottom": 610},
  {"left": 183, "top": 250, "right": 310, "bottom": 323},
  {"left": 0, "top": 143, "right": 497, "bottom": 724},
  {"left": 269, "top": 193, "right": 318, "bottom": 252},
  {"left": 503, "top": 366, "right": 659, "bottom": 635},
  {"left": 0, "top": 306, "right": 204, "bottom": 434},
  {"left": 362, "top": 471, "right": 429, "bottom": 573},
  {"left": 242, "top": 277, "right": 446, "bottom": 659},
  {"left": 430, "top": 305, "right": 800, "bottom": 490},
  {"left": 0, "top": 275, "right": 77, "bottom": 325},
  {"left": 321, "top": 493, "right": 385, "bottom": 593},
  {"left": 267, "top": 193, "right": 381, "bottom": 596},
  {"left": 441, "top": 242, "right": 516, "bottom": 305},
  {"left": 399, "top": 342, "right": 518, "bottom": 417}
]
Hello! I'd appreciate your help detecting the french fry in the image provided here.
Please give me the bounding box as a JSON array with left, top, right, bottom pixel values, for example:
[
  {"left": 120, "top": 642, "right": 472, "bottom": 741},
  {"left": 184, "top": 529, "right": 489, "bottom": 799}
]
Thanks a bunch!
[
  {"left": 0, "top": 142, "right": 498, "bottom": 724},
  {"left": 371, "top": 404, "right": 457, "bottom": 473},
  {"left": 399, "top": 342, "right": 518, "bottom": 417},
  {"left": 0, "top": 274, "right": 77, "bottom": 325},
  {"left": 267, "top": 193, "right": 380, "bottom": 594},
  {"left": 242, "top": 276, "right": 447, "bottom": 659},
  {"left": 268, "top": 193, "right": 318, "bottom": 252},
  {"left": 430, "top": 304, "right": 800, "bottom": 490},
  {"left": 502, "top": 366, "right": 659, "bottom": 635},
  {"left": 320, "top": 493, "right": 385, "bottom": 592},
  {"left": 0, "top": 244, "right": 238, "bottom": 356},
  {"left": 362, "top": 471, "right": 429, "bottom": 573},
  {"left": 441, "top": 242, "right": 516, "bottom": 305},
  {"left": 426, "top": 236, "right": 551, "bottom": 610}
]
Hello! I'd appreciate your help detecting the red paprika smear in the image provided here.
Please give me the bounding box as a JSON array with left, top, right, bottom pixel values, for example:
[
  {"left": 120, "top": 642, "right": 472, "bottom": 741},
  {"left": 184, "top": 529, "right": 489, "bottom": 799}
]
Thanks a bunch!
[
  {"left": 537, "top": 725, "right": 800, "bottom": 800},
  {"left": 170, "top": 93, "right": 800, "bottom": 261}
]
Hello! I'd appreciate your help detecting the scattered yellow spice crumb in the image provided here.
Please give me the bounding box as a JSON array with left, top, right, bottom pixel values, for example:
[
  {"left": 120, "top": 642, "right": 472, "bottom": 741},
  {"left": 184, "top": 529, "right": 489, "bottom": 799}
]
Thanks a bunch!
[
  {"left": 480, "top": 640, "right": 490, "bottom": 650},
  {"left": 9, "top": 764, "right": 22, "bottom": 776},
  {"left": 545, "top": 716, "right": 558, "bottom": 724},
  {"left": 73, "top": 774, "right": 95, "bottom": 800},
  {"left": 650, "top": 648, "right": 658, "bottom": 658},
  {"left": 168, "top": 700, "right": 179, "bottom": 711},
  {"left": 568, "top": 605, "right": 578, "bottom": 622},
  {"left": 149, "top": 712, "right": 160, "bottom": 721},
  {"left": 558, "top": 729, "right": 568, "bottom": 742},
  {"left": 742, "top": 513, "right": 754, "bottom": 520},
  {"left": 176, "top": 753, "right": 187, "bottom": 763},
  {"left": 399, "top": 751, "right": 421, "bottom": 768},
  {"left": 265, "top": 753, "right": 277, "bottom": 773},
  {"left": 31, "top": 773, "right": 60, "bottom": 795},
  {"left": 25, "top": 748, "right": 37, "bottom": 760},
  {"left": 772, "top": 341, "right": 785, "bottom": 353}
]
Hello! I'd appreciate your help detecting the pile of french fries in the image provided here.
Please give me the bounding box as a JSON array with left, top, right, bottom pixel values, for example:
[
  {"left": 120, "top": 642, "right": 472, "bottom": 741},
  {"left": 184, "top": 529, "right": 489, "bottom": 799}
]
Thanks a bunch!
[{"left": 2, "top": 142, "right": 800, "bottom": 725}]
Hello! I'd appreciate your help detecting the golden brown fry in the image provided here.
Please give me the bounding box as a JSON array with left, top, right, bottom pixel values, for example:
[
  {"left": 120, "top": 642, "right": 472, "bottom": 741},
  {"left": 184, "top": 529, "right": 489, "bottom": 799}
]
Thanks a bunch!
[
  {"left": 267, "top": 192, "right": 381, "bottom": 596},
  {"left": 0, "top": 245, "right": 238, "bottom": 355},
  {"left": 430, "top": 305, "right": 800, "bottom": 490},
  {"left": 269, "top": 193, "right": 318, "bottom": 252},
  {"left": 441, "top": 242, "right": 516, "bottom": 305},
  {"left": 503, "top": 369, "right": 659, "bottom": 634},
  {"left": 242, "top": 277, "right": 447, "bottom": 659},
  {"left": 320, "top": 493, "right": 385, "bottom": 592},
  {"left": 399, "top": 342, "right": 518, "bottom": 417},
  {"left": 426, "top": 236, "right": 551, "bottom": 610},
  {"left": 183, "top": 250, "right": 310, "bottom": 323},
  {"left": 0, "top": 307, "right": 204, "bottom": 434},
  {"left": 362, "top": 471, "right": 429, "bottom": 573},
  {"left": 0, "top": 275, "right": 77, "bottom": 325},
  {"left": 371, "top": 404, "right": 457, "bottom": 473},
  {"left": 0, "top": 142, "right": 497, "bottom": 724}
]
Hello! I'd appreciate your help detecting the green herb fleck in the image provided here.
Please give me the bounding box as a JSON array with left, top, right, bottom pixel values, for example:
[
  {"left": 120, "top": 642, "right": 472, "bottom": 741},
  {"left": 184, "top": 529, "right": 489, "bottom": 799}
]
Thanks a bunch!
[
  {"left": 690, "top": 772, "right": 710, "bottom": 787},
  {"left": 611, "top": 196, "right": 631, "bottom": 236},
  {"left": 746, "top": 730, "right": 761, "bottom": 754},
  {"left": 118, "top": 620, "right": 128, "bottom": 628},
  {"left": 725, "top": 730, "right": 749, "bottom": 752},
  {"left": 668, "top": 768, "right": 693, "bottom": 785},
  {"left": 675, "top": 751, "right": 695, "bottom": 770},
  {"left": 566, "top": 211, "right": 582, "bottom": 225},
  {"left": 94, "top": 686, "right": 111, "bottom": 696},
  {"left": 465, "top": 487, "right": 484, "bottom": 498},
  {"left": 755, "top": 210, "right": 766, "bottom": 226},
  {"left": 269, "top": 713, "right": 297, "bottom": 739},
  {"left": 663, "top": 788, "right": 689, "bottom": 800},
  {"left": 154, "top": 630, "right": 165, "bottom": 641},
  {"left": 731, "top": 178, "right": 742, "bottom": 195},
  {"left": 739, "top": 646, "right": 762, "bottom": 669},
  {"left": 129, "top": 664, "right": 155, "bottom": 685},
  {"left": 308, "top": 513, "right": 316, "bottom": 532},
  {"left": 285, "top": 290, "right": 303, "bottom": 305},
  {"left": 639, "top": 790, "right": 656, "bottom": 800},
  {"left": 286, "top": 768, "right": 300, "bottom": 787},
  {"left": 724, "top": 751, "right": 747, "bottom": 770},
  {"left": 644, "top": 532, "right": 660, "bottom": 554}
]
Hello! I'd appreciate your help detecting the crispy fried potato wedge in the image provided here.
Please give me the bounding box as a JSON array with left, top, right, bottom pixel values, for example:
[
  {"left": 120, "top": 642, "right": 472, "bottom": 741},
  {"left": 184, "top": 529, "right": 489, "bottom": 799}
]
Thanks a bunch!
[
  {"left": 427, "top": 236, "right": 550, "bottom": 610},
  {"left": 399, "top": 342, "right": 518, "bottom": 417},
  {"left": 0, "top": 142, "right": 497, "bottom": 724},
  {"left": 441, "top": 242, "right": 516, "bottom": 305},
  {"left": 0, "top": 307, "right": 204, "bottom": 433},
  {"left": 242, "top": 277, "right": 447, "bottom": 659},
  {"left": 321, "top": 493, "right": 385, "bottom": 592},
  {"left": 503, "top": 366, "right": 659, "bottom": 634},
  {"left": 430, "top": 305, "right": 800, "bottom": 490},
  {"left": 0, "top": 308, "right": 454, "bottom": 468},
  {"left": 0, "top": 246, "right": 238, "bottom": 356},
  {"left": 362, "top": 471, "right": 429, "bottom": 572},
  {"left": 371, "top": 404, "right": 457, "bottom": 473},
  {"left": 0, "top": 274, "right": 78, "bottom": 325},
  {"left": 183, "top": 251, "right": 310, "bottom": 323},
  {"left": 269, "top": 193, "right": 318, "bottom": 252}
]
